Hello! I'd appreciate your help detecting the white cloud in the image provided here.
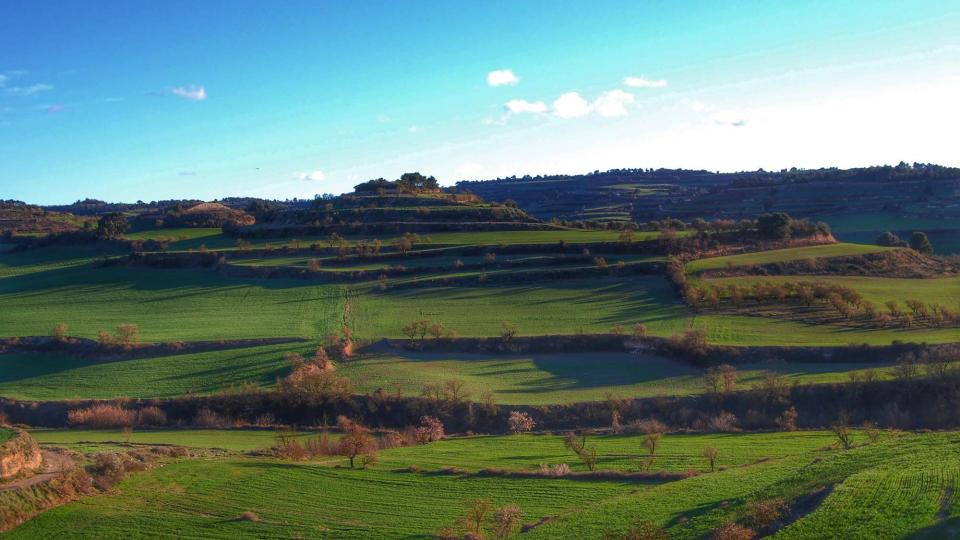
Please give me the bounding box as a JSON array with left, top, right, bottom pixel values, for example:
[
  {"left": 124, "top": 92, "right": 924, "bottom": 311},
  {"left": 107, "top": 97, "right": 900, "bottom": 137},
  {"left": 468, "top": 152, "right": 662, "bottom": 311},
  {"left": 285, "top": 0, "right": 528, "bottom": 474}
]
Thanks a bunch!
[
  {"left": 486, "top": 69, "right": 519, "bottom": 87},
  {"left": 624, "top": 76, "right": 668, "bottom": 88},
  {"left": 504, "top": 99, "right": 548, "bottom": 114},
  {"left": 178, "top": 170, "right": 198, "bottom": 177},
  {"left": 408, "top": 125, "right": 422, "bottom": 133},
  {"left": 593, "top": 89, "right": 635, "bottom": 118},
  {"left": 294, "top": 170, "right": 326, "bottom": 181},
  {"left": 5, "top": 83, "right": 53, "bottom": 96},
  {"left": 553, "top": 92, "right": 592, "bottom": 118},
  {"left": 172, "top": 85, "right": 207, "bottom": 101}
]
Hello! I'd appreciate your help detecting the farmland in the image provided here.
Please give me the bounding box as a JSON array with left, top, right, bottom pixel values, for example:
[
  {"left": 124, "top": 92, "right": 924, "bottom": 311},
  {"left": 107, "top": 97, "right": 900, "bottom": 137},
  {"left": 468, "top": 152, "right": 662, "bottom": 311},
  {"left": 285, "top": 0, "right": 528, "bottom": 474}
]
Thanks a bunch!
[
  {"left": 2, "top": 179, "right": 959, "bottom": 538},
  {"left": 10, "top": 431, "right": 960, "bottom": 539}
]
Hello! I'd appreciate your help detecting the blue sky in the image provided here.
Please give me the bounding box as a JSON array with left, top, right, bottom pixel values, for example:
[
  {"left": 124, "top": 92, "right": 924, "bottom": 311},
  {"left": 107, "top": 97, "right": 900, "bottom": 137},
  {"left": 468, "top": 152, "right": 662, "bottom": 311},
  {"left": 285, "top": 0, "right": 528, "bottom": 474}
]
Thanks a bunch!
[{"left": 1, "top": 0, "right": 958, "bottom": 204}]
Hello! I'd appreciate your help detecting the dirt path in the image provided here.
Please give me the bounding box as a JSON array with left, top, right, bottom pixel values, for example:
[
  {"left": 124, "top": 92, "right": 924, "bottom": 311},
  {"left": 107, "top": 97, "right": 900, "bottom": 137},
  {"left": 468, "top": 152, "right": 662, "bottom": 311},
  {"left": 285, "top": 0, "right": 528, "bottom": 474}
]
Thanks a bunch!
[{"left": 0, "top": 450, "right": 74, "bottom": 492}]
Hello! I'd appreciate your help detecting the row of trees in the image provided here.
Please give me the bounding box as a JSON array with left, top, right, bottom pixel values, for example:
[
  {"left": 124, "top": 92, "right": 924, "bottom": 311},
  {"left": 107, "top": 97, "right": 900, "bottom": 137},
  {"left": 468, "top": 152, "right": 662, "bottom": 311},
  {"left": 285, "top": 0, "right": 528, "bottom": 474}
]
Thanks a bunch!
[{"left": 876, "top": 230, "right": 935, "bottom": 254}]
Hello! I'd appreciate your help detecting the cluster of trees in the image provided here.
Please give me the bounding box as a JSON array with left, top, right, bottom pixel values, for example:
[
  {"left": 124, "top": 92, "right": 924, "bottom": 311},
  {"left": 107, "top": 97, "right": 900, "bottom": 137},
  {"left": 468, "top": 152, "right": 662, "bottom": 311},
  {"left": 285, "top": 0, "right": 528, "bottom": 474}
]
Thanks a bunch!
[
  {"left": 876, "top": 231, "right": 935, "bottom": 254},
  {"left": 95, "top": 323, "right": 141, "bottom": 351},
  {"left": 435, "top": 498, "right": 524, "bottom": 540},
  {"left": 273, "top": 414, "right": 446, "bottom": 469},
  {"left": 684, "top": 279, "right": 960, "bottom": 328},
  {"left": 353, "top": 172, "right": 440, "bottom": 193}
]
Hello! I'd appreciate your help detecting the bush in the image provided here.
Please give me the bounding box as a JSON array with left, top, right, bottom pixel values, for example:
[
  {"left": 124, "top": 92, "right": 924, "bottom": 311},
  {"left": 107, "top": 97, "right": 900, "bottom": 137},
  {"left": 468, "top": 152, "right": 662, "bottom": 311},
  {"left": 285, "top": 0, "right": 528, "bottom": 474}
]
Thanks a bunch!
[
  {"left": 237, "top": 511, "right": 260, "bottom": 522},
  {"left": 603, "top": 521, "right": 669, "bottom": 540},
  {"left": 742, "top": 498, "right": 787, "bottom": 530},
  {"left": 68, "top": 404, "right": 136, "bottom": 428},
  {"left": 137, "top": 406, "right": 167, "bottom": 426},
  {"left": 508, "top": 411, "right": 536, "bottom": 434},
  {"left": 708, "top": 411, "right": 740, "bottom": 432},
  {"left": 712, "top": 523, "right": 756, "bottom": 540}
]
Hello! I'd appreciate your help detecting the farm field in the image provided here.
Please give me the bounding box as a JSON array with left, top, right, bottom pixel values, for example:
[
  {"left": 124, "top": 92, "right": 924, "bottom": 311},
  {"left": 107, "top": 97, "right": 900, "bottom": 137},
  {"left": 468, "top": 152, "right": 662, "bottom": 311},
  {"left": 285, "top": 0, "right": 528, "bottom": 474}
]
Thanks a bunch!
[
  {"left": 0, "top": 342, "right": 307, "bottom": 400},
  {"left": 338, "top": 352, "right": 894, "bottom": 405},
  {"left": 703, "top": 274, "right": 960, "bottom": 308},
  {"left": 685, "top": 243, "right": 894, "bottom": 273},
  {"left": 11, "top": 431, "right": 960, "bottom": 539},
  {"left": 28, "top": 428, "right": 325, "bottom": 452}
]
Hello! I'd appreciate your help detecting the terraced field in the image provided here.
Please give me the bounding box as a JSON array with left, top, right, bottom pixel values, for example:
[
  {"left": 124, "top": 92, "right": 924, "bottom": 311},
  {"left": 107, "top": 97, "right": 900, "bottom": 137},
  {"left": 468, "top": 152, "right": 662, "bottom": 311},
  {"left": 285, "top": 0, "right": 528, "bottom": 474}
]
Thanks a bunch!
[
  {"left": 0, "top": 343, "right": 308, "bottom": 400},
  {"left": 686, "top": 243, "right": 895, "bottom": 273},
  {"left": 29, "top": 428, "right": 327, "bottom": 452},
  {"left": 12, "top": 431, "right": 960, "bottom": 539},
  {"left": 338, "top": 352, "right": 894, "bottom": 405}
]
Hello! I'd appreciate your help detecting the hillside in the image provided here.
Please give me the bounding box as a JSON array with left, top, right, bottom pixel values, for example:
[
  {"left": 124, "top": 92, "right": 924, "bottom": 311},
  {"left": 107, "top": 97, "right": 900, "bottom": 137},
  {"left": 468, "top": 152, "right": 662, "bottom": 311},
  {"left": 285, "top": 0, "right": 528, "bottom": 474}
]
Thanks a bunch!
[{"left": 456, "top": 164, "right": 960, "bottom": 253}]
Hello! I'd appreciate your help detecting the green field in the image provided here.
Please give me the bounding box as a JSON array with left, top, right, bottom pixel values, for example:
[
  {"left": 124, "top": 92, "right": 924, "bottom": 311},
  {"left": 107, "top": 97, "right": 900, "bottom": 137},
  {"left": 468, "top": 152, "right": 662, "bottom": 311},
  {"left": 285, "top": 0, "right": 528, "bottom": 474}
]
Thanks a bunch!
[
  {"left": 28, "top": 428, "right": 324, "bottom": 452},
  {"left": 0, "top": 343, "right": 308, "bottom": 400},
  {"left": 123, "top": 227, "right": 647, "bottom": 253},
  {"left": 686, "top": 243, "right": 893, "bottom": 273},
  {"left": 0, "top": 427, "right": 13, "bottom": 445},
  {"left": 0, "top": 344, "right": 893, "bottom": 403},
  {"left": 704, "top": 274, "right": 960, "bottom": 308},
  {"left": 338, "top": 352, "right": 894, "bottom": 405},
  {"left": 11, "top": 431, "right": 960, "bottom": 539}
]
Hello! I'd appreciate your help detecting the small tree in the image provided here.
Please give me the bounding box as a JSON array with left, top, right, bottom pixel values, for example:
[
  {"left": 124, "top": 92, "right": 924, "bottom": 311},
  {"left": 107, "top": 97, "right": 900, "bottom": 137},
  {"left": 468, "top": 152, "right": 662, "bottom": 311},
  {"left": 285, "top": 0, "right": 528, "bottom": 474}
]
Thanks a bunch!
[
  {"left": 642, "top": 432, "right": 662, "bottom": 457},
  {"left": 508, "top": 411, "right": 536, "bottom": 434},
  {"left": 500, "top": 321, "right": 518, "bottom": 343},
  {"left": 97, "top": 212, "right": 129, "bottom": 239},
  {"left": 831, "top": 411, "right": 853, "bottom": 450},
  {"left": 564, "top": 432, "right": 598, "bottom": 471},
  {"left": 115, "top": 323, "right": 140, "bottom": 350},
  {"left": 909, "top": 231, "right": 934, "bottom": 254},
  {"left": 336, "top": 416, "right": 377, "bottom": 468},
  {"left": 463, "top": 498, "right": 493, "bottom": 539},
  {"left": 776, "top": 406, "right": 799, "bottom": 431},
  {"left": 703, "top": 446, "right": 719, "bottom": 472},
  {"left": 493, "top": 504, "right": 523, "bottom": 540},
  {"left": 51, "top": 322, "right": 69, "bottom": 343}
]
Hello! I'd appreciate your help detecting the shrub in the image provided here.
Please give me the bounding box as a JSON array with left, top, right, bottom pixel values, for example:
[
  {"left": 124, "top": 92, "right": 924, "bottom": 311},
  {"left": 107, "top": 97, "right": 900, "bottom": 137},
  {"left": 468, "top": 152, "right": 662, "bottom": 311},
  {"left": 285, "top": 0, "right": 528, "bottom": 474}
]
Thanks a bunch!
[
  {"left": 68, "top": 404, "right": 136, "bottom": 428},
  {"left": 703, "top": 446, "right": 719, "bottom": 471},
  {"left": 776, "top": 406, "right": 799, "bottom": 431},
  {"left": 415, "top": 416, "right": 445, "bottom": 444},
  {"left": 742, "top": 498, "right": 787, "bottom": 530},
  {"left": 564, "top": 432, "right": 598, "bottom": 471},
  {"left": 493, "top": 504, "right": 523, "bottom": 540},
  {"left": 237, "top": 511, "right": 260, "bottom": 522},
  {"left": 51, "top": 322, "right": 69, "bottom": 343},
  {"left": 194, "top": 408, "right": 231, "bottom": 428},
  {"left": 708, "top": 411, "right": 740, "bottom": 432},
  {"left": 508, "top": 411, "right": 536, "bottom": 434},
  {"left": 712, "top": 523, "right": 756, "bottom": 540},
  {"left": 137, "top": 406, "right": 167, "bottom": 426}
]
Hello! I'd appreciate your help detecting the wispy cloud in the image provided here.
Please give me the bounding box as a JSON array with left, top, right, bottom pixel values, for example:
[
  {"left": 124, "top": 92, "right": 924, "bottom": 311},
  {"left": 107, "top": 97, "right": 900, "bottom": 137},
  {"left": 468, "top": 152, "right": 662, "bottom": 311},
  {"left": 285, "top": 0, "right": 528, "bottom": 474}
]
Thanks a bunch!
[
  {"left": 5, "top": 83, "right": 53, "bottom": 96},
  {"left": 711, "top": 110, "right": 748, "bottom": 127},
  {"left": 45, "top": 104, "right": 65, "bottom": 114},
  {"left": 178, "top": 170, "right": 198, "bottom": 177},
  {"left": 487, "top": 69, "right": 519, "bottom": 87},
  {"left": 0, "top": 74, "right": 7, "bottom": 87},
  {"left": 504, "top": 99, "right": 548, "bottom": 114},
  {"left": 408, "top": 125, "right": 422, "bottom": 133},
  {"left": 294, "top": 170, "right": 326, "bottom": 181},
  {"left": 172, "top": 85, "right": 207, "bottom": 101},
  {"left": 624, "top": 76, "right": 667, "bottom": 88}
]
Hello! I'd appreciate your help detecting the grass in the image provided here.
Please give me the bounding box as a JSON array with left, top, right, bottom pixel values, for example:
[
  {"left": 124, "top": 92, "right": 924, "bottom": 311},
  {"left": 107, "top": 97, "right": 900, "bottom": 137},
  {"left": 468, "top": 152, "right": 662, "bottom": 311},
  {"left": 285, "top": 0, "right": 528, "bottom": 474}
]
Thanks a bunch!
[
  {"left": 28, "top": 428, "right": 323, "bottom": 452},
  {"left": 685, "top": 243, "right": 893, "bottom": 273},
  {"left": 0, "top": 427, "right": 13, "bottom": 445},
  {"left": 338, "top": 352, "right": 894, "bottom": 405},
  {"left": 704, "top": 274, "right": 960, "bottom": 308},
  {"left": 0, "top": 343, "right": 309, "bottom": 400},
  {"left": 14, "top": 430, "right": 957, "bottom": 539}
]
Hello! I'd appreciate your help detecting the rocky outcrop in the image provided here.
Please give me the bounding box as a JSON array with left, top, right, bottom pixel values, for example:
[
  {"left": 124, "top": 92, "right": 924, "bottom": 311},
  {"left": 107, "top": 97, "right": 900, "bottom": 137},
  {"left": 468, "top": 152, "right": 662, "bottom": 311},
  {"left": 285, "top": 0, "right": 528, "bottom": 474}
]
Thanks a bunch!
[{"left": 0, "top": 429, "right": 42, "bottom": 481}]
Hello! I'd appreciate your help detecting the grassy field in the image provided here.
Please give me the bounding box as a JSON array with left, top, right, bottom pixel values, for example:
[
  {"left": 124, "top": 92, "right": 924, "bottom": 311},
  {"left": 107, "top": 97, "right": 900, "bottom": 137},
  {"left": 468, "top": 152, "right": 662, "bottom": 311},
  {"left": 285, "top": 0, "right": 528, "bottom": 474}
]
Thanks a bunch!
[
  {"left": 704, "top": 274, "right": 960, "bottom": 308},
  {"left": 28, "top": 428, "right": 323, "bottom": 452},
  {"left": 12, "top": 430, "right": 958, "bottom": 539},
  {"left": 0, "top": 343, "right": 309, "bottom": 400},
  {"left": 0, "top": 344, "right": 893, "bottom": 403},
  {"left": 686, "top": 243, "right": 894, "bottom": 273},
  {"left": 123, "top": 227, "right": 647, "bottom": 252},
  {"left": 0, "top": 427, "right": 12, "bottom": 445},
  {"left": 338, "top": 352, "right": 894, "bottom": 405}
]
